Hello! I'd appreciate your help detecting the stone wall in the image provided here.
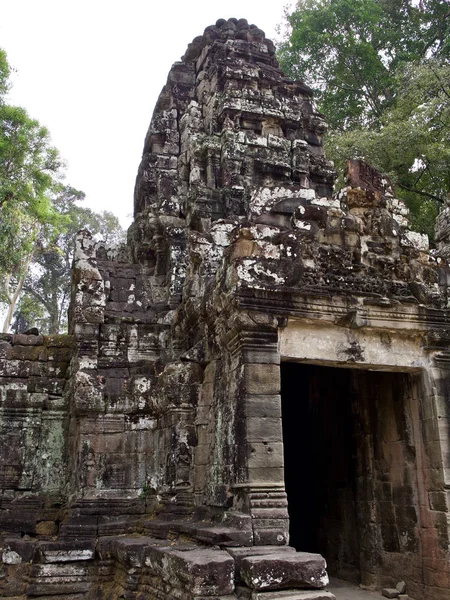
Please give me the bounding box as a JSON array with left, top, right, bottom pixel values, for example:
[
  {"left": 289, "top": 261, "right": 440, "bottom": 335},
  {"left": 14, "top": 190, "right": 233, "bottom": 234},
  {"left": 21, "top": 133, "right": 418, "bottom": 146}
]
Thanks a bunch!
[
  {"left": 0, "top": 332, "right": 71, "bottom": 598},
  {"left": 0, "top": 332, "right": 71, "bottom": 528}
]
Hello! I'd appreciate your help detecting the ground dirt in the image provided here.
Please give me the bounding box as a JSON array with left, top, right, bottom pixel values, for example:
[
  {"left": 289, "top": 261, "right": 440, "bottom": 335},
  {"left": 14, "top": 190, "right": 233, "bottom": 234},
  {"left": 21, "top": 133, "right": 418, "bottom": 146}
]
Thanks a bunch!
[{"left": 328, "top": 578, "right": 387, "bottom": 600}]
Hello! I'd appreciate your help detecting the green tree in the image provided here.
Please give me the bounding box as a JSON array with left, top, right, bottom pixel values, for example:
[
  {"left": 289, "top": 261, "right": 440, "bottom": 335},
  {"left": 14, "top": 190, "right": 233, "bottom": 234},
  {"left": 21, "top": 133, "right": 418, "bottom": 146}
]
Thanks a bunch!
[
  {"left": 0, "top": 48, "right": 66, "bottom": 331},
  {"left": 326, "top": 58, "right": 450, "bottom": 235},
  {"left": 278, "top": 0, "right": 450, "bottom": 226},
  {"left": 11, "top": 294, "right": 46, "bottom": 334},
  {"left": 0, "top": 47, "right": 126, "bottom": 333},
  {"left": 279, "top": 0, "right": 450, "bottom": 129},
  {"left": 0, "top": 48, "right": 11, "bottom": 99},
  {"left": 20, "top": 187, "right": 125, "bottom": 334}
]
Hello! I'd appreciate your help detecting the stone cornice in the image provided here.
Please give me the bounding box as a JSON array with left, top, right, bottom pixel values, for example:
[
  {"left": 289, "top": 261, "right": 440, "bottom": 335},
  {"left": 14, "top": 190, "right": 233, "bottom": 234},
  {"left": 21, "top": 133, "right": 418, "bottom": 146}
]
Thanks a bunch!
[{"left": 235, "top": 286, "right": 450, "bottom": 333}]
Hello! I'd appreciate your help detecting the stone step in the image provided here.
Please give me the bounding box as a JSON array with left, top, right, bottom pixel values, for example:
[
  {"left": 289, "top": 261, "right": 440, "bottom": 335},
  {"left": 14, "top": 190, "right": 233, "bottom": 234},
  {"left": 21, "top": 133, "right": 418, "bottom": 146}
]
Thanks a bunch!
[
  {"left": 37, "top": 541, "right": 95, "bottom": 563},
  {"left": 192, "top": 525, "right": 253, "bottom": 547},
  {"left": 59, "top": 515, "right": 98, "bottom": 540},
  {"left": 96, "top": 536, "right": 235, "bottom": 597},
  {"left": 250, "top": 592, "right": 336, "bottom": 600},
  {"left": 228, "top": 547, "right": 329, "bottom": 592},
  {"left": 143, "top": 544, "right": 235, "bottom": 597},
  {"left": 142, "top": 518, "right": 254, "bottom": 546}
]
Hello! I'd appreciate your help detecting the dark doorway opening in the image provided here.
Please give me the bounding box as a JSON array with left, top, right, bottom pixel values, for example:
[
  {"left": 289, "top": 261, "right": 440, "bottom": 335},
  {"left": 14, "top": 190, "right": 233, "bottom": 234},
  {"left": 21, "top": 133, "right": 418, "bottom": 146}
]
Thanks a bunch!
[{"left": 281, "top": 362, "right": 420, "bottom": 585}]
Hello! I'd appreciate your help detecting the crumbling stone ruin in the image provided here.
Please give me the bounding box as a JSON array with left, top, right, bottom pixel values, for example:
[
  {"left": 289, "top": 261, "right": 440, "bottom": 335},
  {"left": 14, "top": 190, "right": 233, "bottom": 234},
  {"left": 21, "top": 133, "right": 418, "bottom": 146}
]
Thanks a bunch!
[{"left": 1, "top": 17, "right": 450, "bottom": 600}]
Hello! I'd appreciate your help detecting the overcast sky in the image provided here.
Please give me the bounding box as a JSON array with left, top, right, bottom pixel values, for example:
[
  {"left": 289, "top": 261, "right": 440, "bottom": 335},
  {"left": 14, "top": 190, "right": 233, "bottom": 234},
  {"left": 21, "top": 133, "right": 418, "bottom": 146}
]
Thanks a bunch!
[{"left": 1, "top": 0, "right": 294, "bottom": 228}]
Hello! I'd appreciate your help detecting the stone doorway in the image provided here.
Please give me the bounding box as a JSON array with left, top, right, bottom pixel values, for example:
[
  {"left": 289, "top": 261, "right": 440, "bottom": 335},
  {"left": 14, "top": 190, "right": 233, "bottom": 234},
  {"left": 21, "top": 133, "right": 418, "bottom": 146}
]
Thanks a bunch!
[{"left": 281, "top": 362, "right": 422, "bottom": 588}]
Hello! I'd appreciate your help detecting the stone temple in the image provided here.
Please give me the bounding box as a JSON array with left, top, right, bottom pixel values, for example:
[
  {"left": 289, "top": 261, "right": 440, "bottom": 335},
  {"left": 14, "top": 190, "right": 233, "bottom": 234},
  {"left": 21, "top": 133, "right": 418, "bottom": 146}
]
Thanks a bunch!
[{"left": 1, "top": 17, "right": 450, "bottom": 600}]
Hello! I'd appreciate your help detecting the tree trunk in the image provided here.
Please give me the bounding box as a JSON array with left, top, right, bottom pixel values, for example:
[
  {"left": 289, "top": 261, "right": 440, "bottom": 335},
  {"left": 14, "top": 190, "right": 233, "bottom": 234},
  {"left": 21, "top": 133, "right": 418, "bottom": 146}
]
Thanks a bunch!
[
  {"left": 2, "top": 258, "right": 32, "bottom": 333},
  {"left": 48, "top": 293, "right": 60, "bottom": 334}
]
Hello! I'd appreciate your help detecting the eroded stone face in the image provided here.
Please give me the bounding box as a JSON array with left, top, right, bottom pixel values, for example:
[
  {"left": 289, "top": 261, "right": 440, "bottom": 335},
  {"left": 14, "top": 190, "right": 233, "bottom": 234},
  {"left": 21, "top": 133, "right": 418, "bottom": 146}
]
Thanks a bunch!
[{"left": 1, "top": 16, "right": 450, "bottom": 600}]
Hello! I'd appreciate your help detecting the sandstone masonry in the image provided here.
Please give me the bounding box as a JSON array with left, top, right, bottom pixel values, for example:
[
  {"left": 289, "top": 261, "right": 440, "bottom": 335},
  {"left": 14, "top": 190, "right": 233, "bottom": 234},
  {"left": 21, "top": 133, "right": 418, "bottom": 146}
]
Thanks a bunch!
[{"left": 1, "top": 18, "right": 450, "bottom": 600}]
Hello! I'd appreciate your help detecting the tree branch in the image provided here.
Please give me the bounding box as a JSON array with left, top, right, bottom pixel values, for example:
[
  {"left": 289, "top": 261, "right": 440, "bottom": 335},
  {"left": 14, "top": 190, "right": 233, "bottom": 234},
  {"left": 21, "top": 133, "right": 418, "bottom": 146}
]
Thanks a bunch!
[
  {"left": 22, "top": 284, "right": 53, "bottom": 315},
  {"left": 398, "top": 182, "right": 445, "bottom": 204}
]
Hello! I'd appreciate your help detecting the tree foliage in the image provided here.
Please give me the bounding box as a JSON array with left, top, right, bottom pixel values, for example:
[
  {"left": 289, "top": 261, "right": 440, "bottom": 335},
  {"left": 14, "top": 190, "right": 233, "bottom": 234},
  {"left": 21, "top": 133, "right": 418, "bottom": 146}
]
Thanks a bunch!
[
  {"left": 326, "top": 58, "right": 450, "bottom": 235},
  {"left": 0, "top": 48, "right": 125, "bottom": 333},
  {"left": 278, "top": 0, "right": 450, "bottom": 231},
  {"left": 0, "top": 48, "right": 11, "bottom": 99},
  {"left": 0, "top": 114, "right": 63, "bottom": 276},
  {"left": 0, "top": 49, "right": 66, "bottom": 331},
  {"left": 20, "top": 188, "right": 125, "bottom": 334}
]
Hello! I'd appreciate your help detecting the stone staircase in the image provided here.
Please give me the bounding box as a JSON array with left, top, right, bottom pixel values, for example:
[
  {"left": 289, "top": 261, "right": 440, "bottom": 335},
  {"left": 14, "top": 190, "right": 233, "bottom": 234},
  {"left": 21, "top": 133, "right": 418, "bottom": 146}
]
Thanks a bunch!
[{"left": 3, "top": 530, "right": 337, "bottom": 599}]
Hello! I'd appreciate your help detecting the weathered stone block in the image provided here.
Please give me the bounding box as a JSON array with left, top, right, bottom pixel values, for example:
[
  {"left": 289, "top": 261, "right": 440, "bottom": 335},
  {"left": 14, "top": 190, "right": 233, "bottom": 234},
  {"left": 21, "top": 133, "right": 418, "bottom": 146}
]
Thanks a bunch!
[
  {"left": 0, "top": 511, "right": 36, "bottom": 535},
  {"left": 13, "top": 333, "right": 45, "bottom": 346},
  {"left": 227, "top": 545, "right": 295, "bottom": 572},
  {"left": 242, "top": 347, "right": 280, "bottom": 364},
  {"left": 6, "top": 344, "right": 47, "bottom": 361},
  {"left": 382, "top": 589, "right": 400, "bottom": 599},
  {"left": 247, "top": 417, "right": 282, "bottom": 442},
  {"left": 195, "top": 443, "right": 212, "bottom": 466},
  {"left": 251, "top": 592, "right": 336, "bottom": 600},
  {"left": 27, "top": 582, "right": 90, "bottom": 596},
  {"left": 2, "top": 547, "right": 22, "bottom": 564},
  {"left": 30, "top": 563, "right": 89, "bottom": 577},
  {"left": 193, "top": 525, "right": 253, "bottom": 547},
  {"left": 240, "top": 552, "right": 328, "bottom": 590},
  {"left": 247, "top": 442, "right": 284, "bottom": 470},
  {"left": 36, "top": 521, "right": 59, "bottom": 537},
  {"left": 243, "top": 364, "right": 280, "bottom": 395},
  {"left": 2, "top": 539, "right": 36, "bottom": 563},
  {"left": 396, "top": 581, "right": 407, "bottom": 594},
  {"left": 38, "top": 542, "right": 95, "bottom": 563},
  {"left": 45, "top": 334, "right": 74, "bottom": 348},
  {"left": 243, "top": 395, "right": 282, "bottom": 418},
  {"left": 144, "top": 546, "right": 235, "bottom": 596},
  {"left": 254, "top": 527, "right": 290, "bottom": 546},
  {"left": 248, "top": 467, "right": 285, "bottom": 484}
]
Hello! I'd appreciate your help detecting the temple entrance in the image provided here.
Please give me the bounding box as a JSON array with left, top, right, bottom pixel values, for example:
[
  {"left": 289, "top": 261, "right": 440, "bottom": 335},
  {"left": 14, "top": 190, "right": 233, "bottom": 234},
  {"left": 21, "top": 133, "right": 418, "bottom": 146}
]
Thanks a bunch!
[{"left": 281, "top": 362, "right": 421, "bottom": 586}]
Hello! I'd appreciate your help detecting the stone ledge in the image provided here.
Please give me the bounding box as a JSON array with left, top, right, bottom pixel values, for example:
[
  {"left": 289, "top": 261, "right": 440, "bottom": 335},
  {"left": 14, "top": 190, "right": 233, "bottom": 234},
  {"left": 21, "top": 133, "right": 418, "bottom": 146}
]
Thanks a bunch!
[
  {"left": 144, "top": 545, "right": 235, "bottom": 596},
  {"left": 248, "top": 591, "right": 336, "bottom": 600},
  {"left": 193, "top": 525, "right": 254, "bottom": 546},
  {"left": 96, "top": 535, "right": 235, "bottom": 596},
  {"left": 239, "top": 552, "right": 328, "bottom": 591},
  {"left": 227, "top": 546, "right": 297, "bottom": 579},
  {"left": 37, "top": 541, "right": 95, "bottom": 563}
]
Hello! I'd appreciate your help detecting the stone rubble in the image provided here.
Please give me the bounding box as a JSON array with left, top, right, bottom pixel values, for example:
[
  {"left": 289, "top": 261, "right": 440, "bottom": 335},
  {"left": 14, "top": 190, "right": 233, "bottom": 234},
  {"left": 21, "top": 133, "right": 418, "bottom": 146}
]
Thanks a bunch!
[
  {"left": 381, "top": 590, "right": 400, "bottom": 599},
  {"left": 395, "top": 582, "right": 406, "bottom": 595}
]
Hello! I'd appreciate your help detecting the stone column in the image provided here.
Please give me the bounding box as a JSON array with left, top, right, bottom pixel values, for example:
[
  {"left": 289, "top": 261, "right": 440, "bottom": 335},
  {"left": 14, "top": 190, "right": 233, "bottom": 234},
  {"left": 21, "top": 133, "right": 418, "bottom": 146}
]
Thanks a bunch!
[
  {"left": 231, "top": 327, "right": 289, "bottom": 546},
  {"left": 413, "top": 352, "right": 450, "bottom": 598},
  {"left": 424, "top": 354, "right": 450, "bottom": 522},
  {"left": 67, "top": 230, "right": 106, "bottom": 499}
]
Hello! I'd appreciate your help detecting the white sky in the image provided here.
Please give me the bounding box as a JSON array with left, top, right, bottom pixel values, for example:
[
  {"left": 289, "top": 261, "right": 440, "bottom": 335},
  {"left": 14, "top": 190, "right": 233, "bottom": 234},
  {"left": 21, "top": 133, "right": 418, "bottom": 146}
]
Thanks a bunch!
[{"left": 1, "top": 0, "right": 294, "bottom": 228}]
